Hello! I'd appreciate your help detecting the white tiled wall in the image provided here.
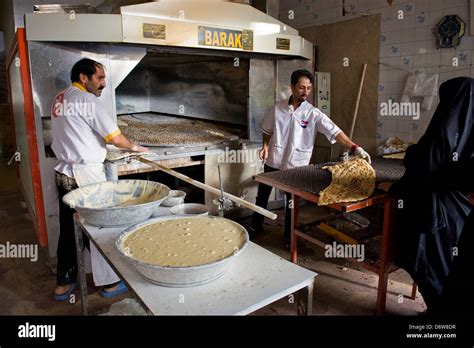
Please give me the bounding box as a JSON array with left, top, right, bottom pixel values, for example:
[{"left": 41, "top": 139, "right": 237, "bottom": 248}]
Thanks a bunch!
[{"left": 279, "top": 0, "right": 473, "bottom": 146}]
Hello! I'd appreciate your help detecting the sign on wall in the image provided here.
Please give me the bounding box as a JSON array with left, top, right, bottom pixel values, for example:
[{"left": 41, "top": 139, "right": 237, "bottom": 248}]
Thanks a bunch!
[{"left": 198, "top": 26, "right": 253, "bottom": 51}]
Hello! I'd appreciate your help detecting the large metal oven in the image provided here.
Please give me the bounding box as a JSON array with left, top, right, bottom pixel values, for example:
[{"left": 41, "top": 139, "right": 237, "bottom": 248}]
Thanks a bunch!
[{"left": 8, "top": 0, "right": 314, "bottom": 257}]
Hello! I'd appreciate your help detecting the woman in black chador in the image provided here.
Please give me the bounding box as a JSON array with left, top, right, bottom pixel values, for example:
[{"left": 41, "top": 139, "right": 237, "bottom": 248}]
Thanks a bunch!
[{"left": 387, "top": 77, "right": 474, "bottom": 313}]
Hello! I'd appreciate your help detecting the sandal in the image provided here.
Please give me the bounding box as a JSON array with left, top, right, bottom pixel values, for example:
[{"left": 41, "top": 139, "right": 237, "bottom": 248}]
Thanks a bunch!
[
  {"left": 100, "top": 281, "right": 128, "bottom": 298},
  {"left": 54, "top": 282, "right": 79, "bottom": 301}
]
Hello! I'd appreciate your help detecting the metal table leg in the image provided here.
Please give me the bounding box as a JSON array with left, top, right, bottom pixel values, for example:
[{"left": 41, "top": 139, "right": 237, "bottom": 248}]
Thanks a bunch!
[
  {"left": 291, "top": 194, "right": 300, "bottom": 263},
  {"left": 73, "top": 214, "right": 89, "bottom": 316},
  {"left": 297, "top": 279, "right": 314, "bottom": 316}
]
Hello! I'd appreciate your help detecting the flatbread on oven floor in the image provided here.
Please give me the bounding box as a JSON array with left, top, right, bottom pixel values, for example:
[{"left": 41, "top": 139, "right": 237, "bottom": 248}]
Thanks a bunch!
[
  {"left": 119, "top": 115, "right": 240, "bottom": 147},
  {"left": 318, "top": 157, "right": 376, "bottom": 206}
]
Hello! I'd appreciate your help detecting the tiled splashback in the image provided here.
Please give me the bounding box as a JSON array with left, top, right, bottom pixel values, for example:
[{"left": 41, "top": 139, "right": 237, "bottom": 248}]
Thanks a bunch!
[{"left": 279, "top": 0, "right": 472, "bottom": 146}]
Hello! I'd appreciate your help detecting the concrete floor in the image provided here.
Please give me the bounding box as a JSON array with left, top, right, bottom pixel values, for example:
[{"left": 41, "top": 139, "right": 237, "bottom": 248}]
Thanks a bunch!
[{"left": 0, "top": 161, "right": 426, "bottom": 316}]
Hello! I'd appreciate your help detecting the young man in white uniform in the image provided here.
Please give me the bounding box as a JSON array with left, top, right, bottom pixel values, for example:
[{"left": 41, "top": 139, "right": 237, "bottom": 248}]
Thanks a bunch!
[
  {"left": 52, "top": 58, "right": 147, "bottom": 300},
  {"left": 250, "top": 70, "right": 371, "bottom": 248}
]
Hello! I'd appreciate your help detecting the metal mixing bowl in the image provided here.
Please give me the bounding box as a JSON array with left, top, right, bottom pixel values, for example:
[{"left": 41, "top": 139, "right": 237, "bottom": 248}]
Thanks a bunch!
[
  {"left": 115, "top": 215, "right": 249, "bottom": 287},
  {"left": 63, "top": 180, "right": 170, "bottom": 227},
  {"left": 170, "top": 203, "right": 209, "bottom": 216}
]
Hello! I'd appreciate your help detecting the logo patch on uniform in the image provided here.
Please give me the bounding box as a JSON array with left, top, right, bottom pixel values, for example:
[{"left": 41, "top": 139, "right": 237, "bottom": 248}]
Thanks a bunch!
[{"left": 300, "top": 120, "right": 309, "bottom": 129}]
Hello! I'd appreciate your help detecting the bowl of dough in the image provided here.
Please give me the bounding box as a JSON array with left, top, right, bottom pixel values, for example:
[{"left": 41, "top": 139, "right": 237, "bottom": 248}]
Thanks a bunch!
[
  {"left": 115, "top": 215, "right": 249, "bottom": 287},
  {"left": 63, "top": 180, "right": 170, "bottom": 227}
]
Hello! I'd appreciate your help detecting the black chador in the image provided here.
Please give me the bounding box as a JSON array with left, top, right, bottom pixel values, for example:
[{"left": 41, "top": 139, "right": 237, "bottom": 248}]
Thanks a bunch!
[{"left": 390, "top": 77, "right": 474, "bottom": 312}]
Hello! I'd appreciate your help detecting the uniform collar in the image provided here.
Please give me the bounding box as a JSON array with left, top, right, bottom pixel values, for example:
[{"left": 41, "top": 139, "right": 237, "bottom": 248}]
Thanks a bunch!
[
  {"left": 288, "top": 96, "right": 307, "bottom": 113},
  {"left": 72, "top": 82, "right": 87, "bottom": 93}
]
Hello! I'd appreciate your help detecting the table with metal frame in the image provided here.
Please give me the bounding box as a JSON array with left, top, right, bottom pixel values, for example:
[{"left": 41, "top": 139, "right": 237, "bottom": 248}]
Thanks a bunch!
[
  {"left": 254, "top": 162, "right": 416, "bottom": 315},
  {"left": 73, "top": 214, "right": 317, "bottom": 316}
]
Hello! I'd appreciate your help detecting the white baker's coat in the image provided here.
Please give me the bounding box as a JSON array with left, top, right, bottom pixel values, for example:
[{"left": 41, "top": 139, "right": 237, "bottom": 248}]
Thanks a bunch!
[
  {"left": 51, "top": 83, "right": 121, "bottom": 287},
  {"left": 51, "top": 83, "right": 121, "bottom": 178},
  {"left": 261, "top": 99, "right": 342, "bottom": 170}
]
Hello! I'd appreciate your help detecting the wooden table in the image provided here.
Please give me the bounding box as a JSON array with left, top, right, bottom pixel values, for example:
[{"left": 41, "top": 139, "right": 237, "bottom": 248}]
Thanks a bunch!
[
  {"left": 254, "top": 172, "right": 416, "bottom": 315},
  {"left": 73, "top": 214, "right": 317, "bottom": 316}
]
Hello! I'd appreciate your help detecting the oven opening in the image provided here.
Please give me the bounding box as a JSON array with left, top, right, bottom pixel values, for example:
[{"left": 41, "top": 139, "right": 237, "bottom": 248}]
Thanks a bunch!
[
  {"left": 115, "top": 52, "right": 250, "bottom": 150},
  {"left": 120, "top": 164, "right": 206, "bottom": 205}
]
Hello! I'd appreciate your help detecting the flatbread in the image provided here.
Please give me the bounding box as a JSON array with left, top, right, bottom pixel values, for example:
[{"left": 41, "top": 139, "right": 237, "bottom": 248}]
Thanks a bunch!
[
  {"left": 318, "top": 157, "right": 376, "bottom": 206},
  {"left": 383, "top": 152, "right": 405, "bottom": 160},
  {"left": 119, "top": 115, "right": 240, "bottom": 147}
]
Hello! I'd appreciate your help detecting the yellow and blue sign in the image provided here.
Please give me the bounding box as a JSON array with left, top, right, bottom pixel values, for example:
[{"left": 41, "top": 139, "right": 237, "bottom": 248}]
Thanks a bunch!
[{"left": 198, "top": 26, "right": 253, "bottom": 51}]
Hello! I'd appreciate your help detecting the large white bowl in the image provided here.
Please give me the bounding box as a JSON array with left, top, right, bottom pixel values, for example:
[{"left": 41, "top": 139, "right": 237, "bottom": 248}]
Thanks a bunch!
[
  {"left": 115, "top": 216, "right": 249, "bottom": 287},
  {"left": 63, "top": 180, "right": 170, "bottom": 227}
]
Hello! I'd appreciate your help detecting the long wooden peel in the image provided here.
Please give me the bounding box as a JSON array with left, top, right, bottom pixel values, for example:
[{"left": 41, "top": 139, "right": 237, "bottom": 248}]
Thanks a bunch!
[
  {"left": 137, "top": 157, "right": 278, "bottom": 220},
  {"left": 349, "top": 63, "right": 368, "bottom": 139}
]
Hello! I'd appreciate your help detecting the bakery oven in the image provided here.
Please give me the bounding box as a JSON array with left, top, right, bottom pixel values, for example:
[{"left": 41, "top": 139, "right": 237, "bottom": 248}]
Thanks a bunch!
[{"left": 11, "top": 0, "right": 313, "bottom": 256}]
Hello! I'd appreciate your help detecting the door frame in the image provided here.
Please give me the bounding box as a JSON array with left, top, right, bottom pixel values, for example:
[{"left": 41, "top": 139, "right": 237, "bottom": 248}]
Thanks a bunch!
[{"left": 6, "top": 28, "right": 48, "bottom": 247}]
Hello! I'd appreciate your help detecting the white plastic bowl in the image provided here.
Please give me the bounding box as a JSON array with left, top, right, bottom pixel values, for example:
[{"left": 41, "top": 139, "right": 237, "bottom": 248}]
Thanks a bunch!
[
  {"left": 170, "top": 203, "right": 209, "bottom": 216},
  {"left": 161, "top": 190, "right": 186, "bottom": 207}
]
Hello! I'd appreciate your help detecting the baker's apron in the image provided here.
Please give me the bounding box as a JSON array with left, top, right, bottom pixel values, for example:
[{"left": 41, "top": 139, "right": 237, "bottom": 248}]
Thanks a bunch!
[{"left": 72, "top": 163, "right": 120, "bottom": 287}]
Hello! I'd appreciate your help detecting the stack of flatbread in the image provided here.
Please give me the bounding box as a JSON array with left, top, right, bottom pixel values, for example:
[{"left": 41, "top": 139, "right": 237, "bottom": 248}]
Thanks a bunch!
[{"left": 318, "top": 157, "right": 376, "bottom": 206}]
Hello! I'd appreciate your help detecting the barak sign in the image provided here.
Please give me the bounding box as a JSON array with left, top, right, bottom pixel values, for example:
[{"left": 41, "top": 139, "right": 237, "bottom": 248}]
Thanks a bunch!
[{"left": 198, "top": 26, "right": 253, "bottom": 51}]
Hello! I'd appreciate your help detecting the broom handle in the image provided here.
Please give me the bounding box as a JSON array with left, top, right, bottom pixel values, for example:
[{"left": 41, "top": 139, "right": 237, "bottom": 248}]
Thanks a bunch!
[{"left": 350, "top": 63, "right": 368, "bottom": 139}]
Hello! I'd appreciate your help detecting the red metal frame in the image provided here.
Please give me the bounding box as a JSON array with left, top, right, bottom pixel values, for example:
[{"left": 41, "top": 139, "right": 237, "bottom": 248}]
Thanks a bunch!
[
  {"left": 5, "top": 37, "right": 19, "bottom": 178},
  {"left": 255, "top": 174, "right": 411, "bottom": 315},
  {"left": 5, "top": 28, "right": 48, "bottom": 247}
]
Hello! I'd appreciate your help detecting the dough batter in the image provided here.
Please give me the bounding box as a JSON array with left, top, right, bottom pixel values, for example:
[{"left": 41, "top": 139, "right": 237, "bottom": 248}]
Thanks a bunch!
[{"left": 121, "top": 217, "right": 247, "bottom": 267}]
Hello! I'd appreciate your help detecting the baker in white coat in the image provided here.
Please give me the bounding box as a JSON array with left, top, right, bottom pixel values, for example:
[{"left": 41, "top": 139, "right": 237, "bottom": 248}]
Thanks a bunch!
[
  {"left": 52, "top": 58, "right": 147, "bottom": 301},
  {"left": 250, "top": 70, "right": 371, "bottom": 248}
]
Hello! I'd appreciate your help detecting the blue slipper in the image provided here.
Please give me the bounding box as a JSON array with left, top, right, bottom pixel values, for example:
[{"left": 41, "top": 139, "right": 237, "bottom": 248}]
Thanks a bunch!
[
  {"left": 54, "top": 282, "right": 79, "bottom": 301},
  {"left": 100, "top": 281, "right": 128, "bottom": 298}
]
